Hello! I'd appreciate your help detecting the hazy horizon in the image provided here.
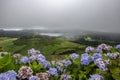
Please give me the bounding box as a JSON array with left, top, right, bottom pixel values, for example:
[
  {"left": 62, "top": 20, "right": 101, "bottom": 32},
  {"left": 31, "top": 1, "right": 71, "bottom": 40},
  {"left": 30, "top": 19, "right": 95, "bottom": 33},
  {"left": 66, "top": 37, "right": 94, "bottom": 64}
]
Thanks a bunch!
[{"left": 0, "top": 0, "right": 120, "bottom": 33}]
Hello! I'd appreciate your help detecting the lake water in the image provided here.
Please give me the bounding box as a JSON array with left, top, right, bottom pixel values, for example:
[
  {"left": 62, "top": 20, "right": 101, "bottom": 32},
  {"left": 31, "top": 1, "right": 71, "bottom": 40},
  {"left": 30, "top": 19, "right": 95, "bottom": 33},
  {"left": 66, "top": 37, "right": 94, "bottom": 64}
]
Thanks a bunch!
[{"left": 40, "top": 33, "right": 63, "bottom": 37}]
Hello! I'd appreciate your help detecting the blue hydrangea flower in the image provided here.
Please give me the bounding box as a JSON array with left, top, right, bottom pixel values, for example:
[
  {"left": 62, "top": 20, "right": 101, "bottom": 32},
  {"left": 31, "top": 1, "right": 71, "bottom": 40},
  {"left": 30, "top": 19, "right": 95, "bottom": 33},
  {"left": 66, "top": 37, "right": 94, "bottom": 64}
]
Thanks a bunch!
[
  {"left": 43, "top": 61, "right": 51, "bottom": 69},
  {"left": 38, "top": 58, "right": 46, "bottom": 64},
  {"left": 106, "top": 53, "right": 113, "bottom": 58},
  {"left": 0, "top": 73, "right": 8, "bottom": 80},
  {"left": 92, "top": 53, "right": 103, "bottom": 61},
  {"left": 94, "top": 58, "right": 109, "bottom": 71},
  {"left": 0, "top": 70, "right": 17, "bottom": 80},
  {"left": 70, "top": 53, "right": 79, "bottom": 59},
  {"left": 36, "top": 54, "right": 46, "bottom": 64},
  {"left": 89, "top": 74, "right": 104, "bottom": 80},
  {"left": 6, "top": 70, "right": 17, "bottom": 76},
  {"left": 81, "top": 53, "right": 91, "bottom": 65},
  {"left": 36, "top": 54, "right": 46, "bottom": 62},
  {"left": 115, "top": 44, "right": 120, "bottom": 50},
  {"left": 85, "top": 46, "right": 95, "bottom": 53},
  {"left": 48, "top": 68, "right": 58, "bottom": 76},
  {"left": 20, "top": 56, "right": 29, "bottom": 63},
  {"left": 64, "top": 60, "right": 72, "bottom": 67},
  {"left": 29, "top": 76, "right": 40, "bottom": 80}
]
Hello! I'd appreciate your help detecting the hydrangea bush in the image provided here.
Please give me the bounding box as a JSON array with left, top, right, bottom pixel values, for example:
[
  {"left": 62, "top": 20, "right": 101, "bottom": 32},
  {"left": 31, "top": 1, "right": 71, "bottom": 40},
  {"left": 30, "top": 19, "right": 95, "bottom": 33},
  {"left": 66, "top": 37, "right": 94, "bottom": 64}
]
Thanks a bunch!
[{"left": 0, "top": 44, "right": 120, "bottom": 80}]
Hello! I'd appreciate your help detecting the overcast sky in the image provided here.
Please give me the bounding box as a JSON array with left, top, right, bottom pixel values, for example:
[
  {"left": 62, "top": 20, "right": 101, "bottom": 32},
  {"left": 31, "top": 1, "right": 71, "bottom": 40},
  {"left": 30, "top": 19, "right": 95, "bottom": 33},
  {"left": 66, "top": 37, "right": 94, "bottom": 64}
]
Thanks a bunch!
[{"left": 0, "top": 0, "right": 120, "bottom": 32}]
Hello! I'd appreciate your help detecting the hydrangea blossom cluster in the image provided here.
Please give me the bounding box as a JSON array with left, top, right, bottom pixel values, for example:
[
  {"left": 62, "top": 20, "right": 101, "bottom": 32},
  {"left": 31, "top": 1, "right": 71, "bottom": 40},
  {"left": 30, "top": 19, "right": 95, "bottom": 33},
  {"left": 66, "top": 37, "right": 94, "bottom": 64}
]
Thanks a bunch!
[
  {"left": 70, "top": 53, "right": 79, "bottom": 59},
  {"left": 64, "top": 60, "right": 72, "bottom": 67},
  {"left": 22, "top": 48, "right": 51, "bottom": 69},
  {"left": 107, "top": 52, "right": 120, "bottom": 59},
  {"left": 60, "top": 74, "right": 71, "bottom": 80},
  {"left": 96, "top": 47, "right": 103, "bottom": 52},
  {"left": 42, "top": 61, "right": 51, "bottom": 69},
  {"left": 20, "top": 56, "right": 29, "bottom": 64},
  {"left": 94, "top": 58, "right": 109, "bottom": 71},
  {"left": 0, "top": 70, "right": 17, "bottom": 80},
  {"left": 61, "top": 59, "right": 72, "bottom": 67},
  {"left": 35, "top": 54, "right": 51, "bottom": 69},
  {"left": 92, "top": 53, "right": 103, "bottom": 61},
  {"left": 28, "top": 48, "right": 38, "bottom": 56},
  {"left": 48, "top": 68, "right": 58, "bottom": 76},
  {"left": 115, "top": 44, "right": 120, "bottom": 50},
  {"left": 96, "top": 44, "right": 112, "bottom": 51},
  {"left": 29, "top": 76, "right": 40, "bottom": 80},
  {"left": 36, "top": 54, "right": 46, "bottom": 64},
  {"left": 89, "top": 74, "right": 104, "bottom": 80},
  {"left": 36, "top": 72, "right": 49, "bottom": 80},
  {"left": 29, "top": 55, "right": 37, "bottom": 63},
  {"left": 18, "top": 66, "right": 33, "bottom": 79},
  {"left": 85, "top": 46, "right": 95, "bottom": 53},
  {"left": 81, "top": 53, "right": 91, "bottom": 65}
]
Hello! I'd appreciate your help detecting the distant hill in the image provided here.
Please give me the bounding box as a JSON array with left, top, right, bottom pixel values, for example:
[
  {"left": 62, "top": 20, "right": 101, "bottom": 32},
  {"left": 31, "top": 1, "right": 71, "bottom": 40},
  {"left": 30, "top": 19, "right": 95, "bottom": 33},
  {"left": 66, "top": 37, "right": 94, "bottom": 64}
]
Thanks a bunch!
[{"left": 69, "top": 31, "right": 120, "bottom": 46}]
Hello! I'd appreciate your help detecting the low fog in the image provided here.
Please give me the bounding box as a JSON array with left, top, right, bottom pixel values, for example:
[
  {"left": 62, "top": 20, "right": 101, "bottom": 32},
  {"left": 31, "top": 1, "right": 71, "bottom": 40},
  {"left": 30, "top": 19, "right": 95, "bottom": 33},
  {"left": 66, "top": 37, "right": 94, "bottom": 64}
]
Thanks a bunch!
[{"left": 0, "top": 0, "right": 120, "bottom": 32}]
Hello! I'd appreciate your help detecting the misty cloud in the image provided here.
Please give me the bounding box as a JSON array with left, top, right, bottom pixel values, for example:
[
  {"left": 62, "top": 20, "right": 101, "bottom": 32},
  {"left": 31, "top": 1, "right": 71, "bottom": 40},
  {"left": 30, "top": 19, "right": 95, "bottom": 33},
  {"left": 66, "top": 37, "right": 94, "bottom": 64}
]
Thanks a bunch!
[{"left": 0, "top": 0, "right": 120, "bottom": 32}]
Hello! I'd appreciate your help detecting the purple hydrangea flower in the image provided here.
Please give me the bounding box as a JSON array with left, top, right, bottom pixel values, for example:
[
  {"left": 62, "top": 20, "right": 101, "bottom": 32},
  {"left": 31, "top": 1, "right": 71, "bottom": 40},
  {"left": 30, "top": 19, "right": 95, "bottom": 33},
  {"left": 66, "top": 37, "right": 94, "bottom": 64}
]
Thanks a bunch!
[
  {"left": 70, "top": 53, "right": 79, "bottom": 59},
  {"left": 115, "top": 44, "right": 120, "bottom": 50},
  {"left": 96, "top": 47, "right": 102, "bottom": 52},
  {"left": 20, "top": 56, "right": 29, "bottom": 63},
  {"left": 92, "top": 53, "right": 103, "bottom": 61},
  {"left": 18, "top": 66, "right": 33, "bottom": 79},
  {"left": 106, "top": 53, "right": 113, "bottom": 58},
  {"left": 89, "top": 74, "right": 104, "bottom": 80},
  {"left": 94, "top": 58, "right": 109, "bottom": 71},
  {"left": 107, "top": 52, "right": 120, "bottom": 59},
  {"left": 36, "top": 54, "right": 46, "bottom": 64},
  {"left": 97, "top": 44, "right": 112, "bottom": 51},
  {"left": 81, "top": 53, "right": 91, "bottom": 65},
  {"left": 48, "top": 68, "right": 58, "bottom": 76},
  {"left": 64, "top": 60, "right": 72, "bottom": 67},
  {"left": 29, "top": 76, "right": 40, "bottom": 80},
  {"left": 85, "top": 46, "right": 95, "bottom": 53},
  {"left": 29, "top": 55, "right": 36, "bottom": 63},
  {"left": 28, "top": 48, "right": 37, "bottom": 56}
]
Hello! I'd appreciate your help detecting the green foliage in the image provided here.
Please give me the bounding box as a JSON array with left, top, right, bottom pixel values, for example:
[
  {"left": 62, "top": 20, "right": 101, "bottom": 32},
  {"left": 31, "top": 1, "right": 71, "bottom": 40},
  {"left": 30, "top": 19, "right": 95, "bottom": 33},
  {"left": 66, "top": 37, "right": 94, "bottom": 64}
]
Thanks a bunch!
[
  {"left": 29, "top": 61, "right": 43, "bottom": 74},
  {"left": 0, "top": 54, "right": 15, "bottom": 72}
]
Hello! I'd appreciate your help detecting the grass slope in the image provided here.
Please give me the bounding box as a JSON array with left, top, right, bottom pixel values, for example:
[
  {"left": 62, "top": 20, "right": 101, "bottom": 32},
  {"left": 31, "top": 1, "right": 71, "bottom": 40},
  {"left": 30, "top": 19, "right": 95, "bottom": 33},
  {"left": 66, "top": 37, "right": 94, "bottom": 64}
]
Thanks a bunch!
[{"left": 0, "top": 37, "right": 85, "bottom": 60}]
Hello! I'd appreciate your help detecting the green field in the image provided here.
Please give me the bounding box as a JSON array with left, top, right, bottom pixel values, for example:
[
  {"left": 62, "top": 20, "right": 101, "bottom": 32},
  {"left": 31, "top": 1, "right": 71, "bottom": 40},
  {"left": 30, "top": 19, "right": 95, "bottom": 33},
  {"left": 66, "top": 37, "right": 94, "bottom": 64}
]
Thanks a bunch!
[{"left": 0, "top": 37, "right": 85, "bottom": 60}]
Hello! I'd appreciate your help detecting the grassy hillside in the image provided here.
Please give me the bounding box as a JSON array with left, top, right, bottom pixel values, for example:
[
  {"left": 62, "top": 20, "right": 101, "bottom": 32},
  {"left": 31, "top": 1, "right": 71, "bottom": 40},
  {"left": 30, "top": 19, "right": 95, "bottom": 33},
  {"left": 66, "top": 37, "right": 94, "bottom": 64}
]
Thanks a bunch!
[{"left": 0, "top": 37, "right": 85, "bottom": 60}]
